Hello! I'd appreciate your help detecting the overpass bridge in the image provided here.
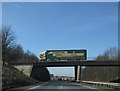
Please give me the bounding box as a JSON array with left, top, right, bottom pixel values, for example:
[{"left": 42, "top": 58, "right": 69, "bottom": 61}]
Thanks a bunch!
[
  {"left": 10, "top": 60, "right": 120, "bottom": 82},
  {"left": 10, "top": 60, "right": 120, "bottom": 66}
]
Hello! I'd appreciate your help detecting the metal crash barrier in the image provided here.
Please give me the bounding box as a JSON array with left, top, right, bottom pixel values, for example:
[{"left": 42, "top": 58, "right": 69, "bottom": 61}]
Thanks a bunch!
[{"left": 79, "top": 81, "right": 120, "bottom": 90}]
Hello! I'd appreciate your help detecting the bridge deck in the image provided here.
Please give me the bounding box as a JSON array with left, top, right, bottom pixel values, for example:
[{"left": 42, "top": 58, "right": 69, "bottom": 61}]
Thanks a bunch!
[{"left": 10, "top": 60, "right": 120, "bottom": 67}]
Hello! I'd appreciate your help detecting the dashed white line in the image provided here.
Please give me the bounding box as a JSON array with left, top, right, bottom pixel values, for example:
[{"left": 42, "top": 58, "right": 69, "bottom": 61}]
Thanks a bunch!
[
  {"left": 82, "top": 85, "right": 97, "bottom": 89},
  {"left": 29, "top": 86, "right": 40, "bottom": 89},
  {"left": 29, "top": 82, "right": 49, "bottom": 90}
]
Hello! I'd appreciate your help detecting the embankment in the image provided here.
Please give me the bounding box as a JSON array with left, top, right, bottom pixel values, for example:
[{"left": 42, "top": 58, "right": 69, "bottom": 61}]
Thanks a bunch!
[
  {"left": 2, "top": 62, "right": 50, "bottom": 90},
  {"left": 81, "top": 66, "right": 120, "bottom": 82}
]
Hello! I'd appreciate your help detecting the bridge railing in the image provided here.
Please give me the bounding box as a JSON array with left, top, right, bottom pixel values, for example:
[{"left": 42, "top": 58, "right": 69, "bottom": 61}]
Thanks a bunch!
[
  {"left": 6, "top": 59, "right": 41, "bottom": 65},
  {"left": 7, "top": 59, "right": 120, "bottom": 66}
]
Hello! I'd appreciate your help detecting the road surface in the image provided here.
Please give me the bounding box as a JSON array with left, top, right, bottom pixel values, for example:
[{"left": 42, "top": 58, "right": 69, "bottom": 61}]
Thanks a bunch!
[{"left": 24, "top": 81, "right": 101, "bottom": 91}]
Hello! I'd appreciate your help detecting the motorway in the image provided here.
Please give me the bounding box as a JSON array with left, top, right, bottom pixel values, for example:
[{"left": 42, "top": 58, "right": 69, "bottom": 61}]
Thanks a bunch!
[{"left": 23, "top": 81, "right": 101, "bottom": 91}]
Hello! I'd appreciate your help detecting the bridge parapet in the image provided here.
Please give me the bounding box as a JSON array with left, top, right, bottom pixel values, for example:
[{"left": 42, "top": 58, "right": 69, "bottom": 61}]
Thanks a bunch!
[{"left": 9, "top": 60, "right": 120, "bottom": 66}]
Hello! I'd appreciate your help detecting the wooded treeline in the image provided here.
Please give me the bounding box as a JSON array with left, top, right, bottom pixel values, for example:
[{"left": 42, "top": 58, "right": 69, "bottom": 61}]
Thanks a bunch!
[
  {"left": 2, "top": 25, "right": 50, "bottom": 89},
  {"left": 81, "top": 47, "right": 120, "bottom": 82},
  {"left": 2, "top": 25, "right": 38, "bottom": 63}
]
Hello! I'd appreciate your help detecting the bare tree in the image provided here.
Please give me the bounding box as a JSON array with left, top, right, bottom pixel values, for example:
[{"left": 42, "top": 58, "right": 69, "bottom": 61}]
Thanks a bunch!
[
  {"left": 2, "top": 25, "right": 38, "bottom": 63},
  {"left": 16, "top": 45, "right": 24, "bottom": 58},
  {"left": 96, "top": 47, "right": 118, "bottom": 61},
  {"left": 103, "top": 47, "right": 118, "bottom": 60},
  {"left": 2, "top": 25, "right": 16, "bottom": 62}
]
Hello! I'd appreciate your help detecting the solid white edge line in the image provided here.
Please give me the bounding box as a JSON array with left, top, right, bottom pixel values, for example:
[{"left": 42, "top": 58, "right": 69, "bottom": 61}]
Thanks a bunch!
[{"left": 72, "top": 82, "right": 98, "bottom": 89}]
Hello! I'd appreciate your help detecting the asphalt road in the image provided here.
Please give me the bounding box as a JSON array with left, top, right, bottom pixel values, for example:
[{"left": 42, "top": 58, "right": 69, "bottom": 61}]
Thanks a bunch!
[{"left": 25, "top": 81, "right": 101, "bottom": 91}]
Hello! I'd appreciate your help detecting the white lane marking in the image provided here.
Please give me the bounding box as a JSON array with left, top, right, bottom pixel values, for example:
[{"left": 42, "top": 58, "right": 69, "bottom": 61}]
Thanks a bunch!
[
  {"left": 82, "top": 85, "right": 97, "bottom": 89},
  {"left": 72, "top": 82, "right": 98, "bottom": 89},
  {"left": 29, "top": 86, "right": 40, "bottom": 89},
  {"left": 59, "top": 82, "right": 63, "bottom": 89},
  {"left": 29, "top": 82, "right": 49, "bottom": 89}
]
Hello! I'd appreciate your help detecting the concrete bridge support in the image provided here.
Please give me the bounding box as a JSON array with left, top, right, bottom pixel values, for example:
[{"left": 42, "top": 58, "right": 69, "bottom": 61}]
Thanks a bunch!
[
  {"left": 75, "top": 65, "right": 81, "bottom": 82},
  {"left": 75, "top": 66, "right": 77, "bottom": 81}
]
